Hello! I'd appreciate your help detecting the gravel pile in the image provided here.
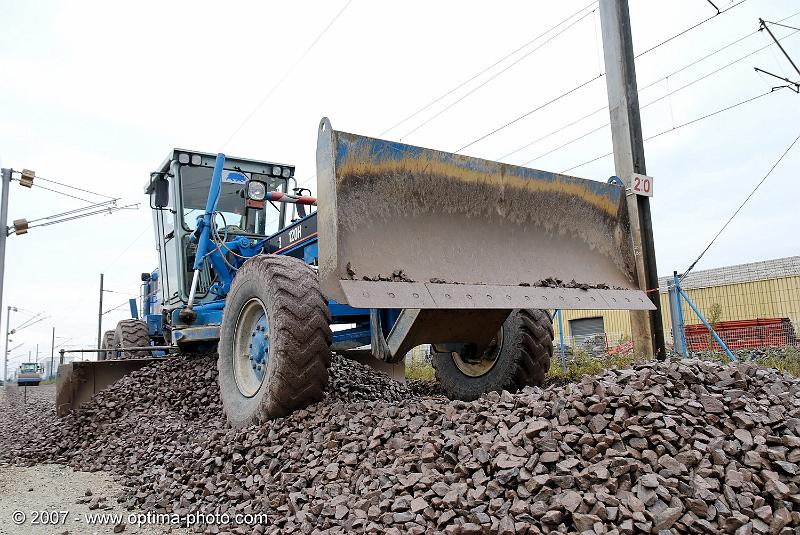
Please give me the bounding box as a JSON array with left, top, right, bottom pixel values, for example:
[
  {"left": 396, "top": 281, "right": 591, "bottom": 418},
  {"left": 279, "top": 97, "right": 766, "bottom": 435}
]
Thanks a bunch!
[{"left": 2, "top": 355, "right": 800, "bottom": 534}]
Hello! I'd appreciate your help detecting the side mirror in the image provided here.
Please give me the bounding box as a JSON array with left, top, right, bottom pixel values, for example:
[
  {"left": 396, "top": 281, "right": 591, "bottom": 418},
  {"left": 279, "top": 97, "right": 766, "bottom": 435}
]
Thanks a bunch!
[{"left": 153, "top": 176, "right": 169, "bottom": 208}]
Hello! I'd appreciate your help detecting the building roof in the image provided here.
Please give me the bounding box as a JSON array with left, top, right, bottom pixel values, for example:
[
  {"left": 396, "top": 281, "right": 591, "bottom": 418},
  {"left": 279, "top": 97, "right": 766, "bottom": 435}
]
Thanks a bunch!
[{"left": 658, "top": 256, "right": 800, "bottom": 292}]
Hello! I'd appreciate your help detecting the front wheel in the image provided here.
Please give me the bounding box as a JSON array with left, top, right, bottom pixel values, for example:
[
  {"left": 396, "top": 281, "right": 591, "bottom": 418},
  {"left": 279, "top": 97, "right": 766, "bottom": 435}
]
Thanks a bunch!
[
  {"left": 218, "top": 255, "right": 332, "bottom": 428},
  {"left": 114, "top": 319, "right": 149, "bottom": 359},
  {"left": 432, "top": 309, "right": 553, "bottom": 401}
]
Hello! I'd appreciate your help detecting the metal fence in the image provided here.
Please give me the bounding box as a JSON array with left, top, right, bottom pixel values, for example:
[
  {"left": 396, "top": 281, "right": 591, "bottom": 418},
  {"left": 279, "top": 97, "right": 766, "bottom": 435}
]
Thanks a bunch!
[{"left": 682, "top": 319, "right": 797, "bottom": 352}]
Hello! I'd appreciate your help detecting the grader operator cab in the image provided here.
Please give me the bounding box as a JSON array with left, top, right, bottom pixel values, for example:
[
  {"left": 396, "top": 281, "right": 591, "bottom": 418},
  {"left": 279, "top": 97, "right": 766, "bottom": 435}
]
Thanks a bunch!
[{"left": 58, "top": 118, "right": 653, "bottom": 426}]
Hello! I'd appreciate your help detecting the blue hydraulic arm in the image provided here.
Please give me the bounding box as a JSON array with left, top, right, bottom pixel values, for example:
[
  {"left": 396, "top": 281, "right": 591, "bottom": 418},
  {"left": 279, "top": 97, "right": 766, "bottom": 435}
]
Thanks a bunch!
[{"left": 181, "top": 154, "right": 226, "bottom": 321}]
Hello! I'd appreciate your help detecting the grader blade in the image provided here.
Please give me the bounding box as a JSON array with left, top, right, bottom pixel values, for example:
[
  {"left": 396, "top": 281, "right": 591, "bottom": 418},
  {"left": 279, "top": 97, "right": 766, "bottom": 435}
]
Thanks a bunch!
[
  {"left": 316, "top": 118, "right": 654, "bottom": 311},
  {"left": 56, "top": 358, "right": 160, "bottom": 416}
]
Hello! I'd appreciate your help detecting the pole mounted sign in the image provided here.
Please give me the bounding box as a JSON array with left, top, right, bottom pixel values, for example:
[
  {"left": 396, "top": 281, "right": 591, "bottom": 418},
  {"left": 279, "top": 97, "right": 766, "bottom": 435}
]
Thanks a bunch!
[{"left": 630, "top": 173, "right": 653, "bottom": 197}]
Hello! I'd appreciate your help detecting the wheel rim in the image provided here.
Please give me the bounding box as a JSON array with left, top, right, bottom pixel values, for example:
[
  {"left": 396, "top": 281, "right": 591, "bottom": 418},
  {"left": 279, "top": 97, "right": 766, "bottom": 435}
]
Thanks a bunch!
[
  {"left": 452, "top": 327, "right": 504, "bottom": 378},
  {"left": 233, "top": 297, "right": 270, "bottom": 397}
]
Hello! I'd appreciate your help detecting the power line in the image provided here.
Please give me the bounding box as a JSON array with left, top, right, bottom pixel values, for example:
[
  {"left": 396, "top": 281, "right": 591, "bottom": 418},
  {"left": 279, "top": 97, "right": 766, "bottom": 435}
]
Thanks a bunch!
[
  {"left": 26, "top": 199, "right": 121, "bottom": 225},
  {"left": 560, "top": 88, "right": 783, "bottom": 173},
  {"left": 12, "top": 315, "right": 49, "bottom": 333},
  {"left": 378, "top": 2, "right": 598, "bottom": 138},
  {"left": 634, "top": 0, "right": 748, "bottom": 58},
  {"left": 519, "top": 28, "right": 800, "bottom": 166},
  {"left": 27, "top": 203, "right": 139, "bottom": 231},
  {"left": 498, "top": 104, "right": 607, "bottom": 161},
  {"left": 102, "top": 288, "right": 137, "bottom": 296},
  {"left": 35, "top": 175, "right": 115, "bottom": 200},
  {"left": 219, "top": 0, "right": 352, "bottom": 150},
  {"left": 454, "top": 0, "right": 750, "bottom": 154},
  {"left": 454, "top": 74, "right": 604, "bottom": 153},
  {"left": 763, "top": 21, "right": 800, "bottom": 32},
  {"left": 636, "top": 8, "right": 800, "bottom": 92},
  {"left": 30, "top": 182, "right": 96, "bottom": 204},
  {"left": 680, "top": 129, "right": 800, "bottom": 281},
  {"left": 295, "top": 3, "right": 601, "bottom": 189},
  {"left": 102, "top": 300, "right": 131, "bottom": 316},
  {"left": 498, "top": 22, "right": 759, "bottom": 162},
  {"left": 396, "top": 6, "right": 598, "bottom": 140}
]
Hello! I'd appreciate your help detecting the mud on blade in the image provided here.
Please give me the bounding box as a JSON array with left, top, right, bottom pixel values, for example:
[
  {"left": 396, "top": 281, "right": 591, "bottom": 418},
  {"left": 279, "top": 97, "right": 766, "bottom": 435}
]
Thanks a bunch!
[{"left": 315, "top": 118, "right": 654, "bottom": 311}]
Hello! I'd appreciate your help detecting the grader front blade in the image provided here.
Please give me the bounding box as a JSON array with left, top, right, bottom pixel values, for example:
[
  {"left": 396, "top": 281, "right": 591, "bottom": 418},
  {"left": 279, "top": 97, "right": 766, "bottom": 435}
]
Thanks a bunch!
[{"left": 315, "top": 117, "right": 653, "bottom": 312}]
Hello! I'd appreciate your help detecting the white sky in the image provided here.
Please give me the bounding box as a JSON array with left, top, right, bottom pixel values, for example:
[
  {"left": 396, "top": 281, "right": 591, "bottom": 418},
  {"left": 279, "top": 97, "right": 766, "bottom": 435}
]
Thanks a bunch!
[{"left": 1, "top": 0, "right": 798, "bottom": 371}]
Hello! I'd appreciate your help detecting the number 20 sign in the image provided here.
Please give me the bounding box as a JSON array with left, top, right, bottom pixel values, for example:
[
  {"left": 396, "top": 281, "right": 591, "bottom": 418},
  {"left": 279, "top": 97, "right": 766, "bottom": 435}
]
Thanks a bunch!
[{"left": 630, "top": 173, "right": 654, "bottom": 197}]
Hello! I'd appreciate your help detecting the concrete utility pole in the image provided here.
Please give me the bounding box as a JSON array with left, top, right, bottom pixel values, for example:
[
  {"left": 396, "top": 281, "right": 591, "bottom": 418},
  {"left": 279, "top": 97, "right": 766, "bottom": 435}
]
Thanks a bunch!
[
  {"left": 97, "top": 273, "right": 104, "bottom": 350},
  {"left": 599, "top": 0, "right": 666, "bottom": 359},
  {"left": 50, "top": 327, "right": 55, "bottom": 380},
  {"left": 0, "top": 169, "right": 10, "bottom": 380}
]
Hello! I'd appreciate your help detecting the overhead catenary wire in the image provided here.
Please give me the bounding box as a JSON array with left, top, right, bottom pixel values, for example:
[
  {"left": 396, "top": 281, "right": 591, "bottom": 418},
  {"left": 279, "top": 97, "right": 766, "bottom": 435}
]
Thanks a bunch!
[
  {"left": 455, "top": 0, "right": 750, "bottom": 154},
  {"left": 12, "top": 313, "right": 44, "bottom": 331},
  {"left": 27, "top": 203, "right": 139, "bottom": 231},
  {"left": 377, "top": 1, "right": 599, "bottom": 138},
  {"left": 295, "top": 0, "right": 759, "bottom": 194},
  {"left": 219, "top": 0, "right": 352, "bottom": 151},
  {"left": 29, "top": 182, "right": 96, "bottom": 204},
  {"left": 635, "top": 0, "right": 748, "bottom": 57},
  {"left": 560, "top": 88, "right": 784, "bottom": 173},
  {"left": 519, "top": 28, "right": 800, "bottom": 166},
  {"left": 397, "top": 8, "right": 598, "bottom": 140},
  {"left": 12, "top": 315, "right": 49, "bottom": 333},
  {"left": 34, "top": 175, "right": 115, "bottom": 200},
  {"left": 499, "top": 9, "right": 800, "bottom": 161},
  {"left": 102, "top": 288, "right": 138, "bottom": 296},
  {"left": 25, "top": 199, "right": 121, "bottom": 225},
  {"left": 454, "top": 75, "right": 605, "bottom": 153},
  {"left": 680, "top": 129, "right": 800, "bottom": 282},
  {"left": 293, "top": 2, "right": 601, "bottom": 190},
  {"left": 102, "top": 300, "right": 132, "bottom": 316},
  {"left": 763, "top": 21, "right": 800, "bottom": 32}
]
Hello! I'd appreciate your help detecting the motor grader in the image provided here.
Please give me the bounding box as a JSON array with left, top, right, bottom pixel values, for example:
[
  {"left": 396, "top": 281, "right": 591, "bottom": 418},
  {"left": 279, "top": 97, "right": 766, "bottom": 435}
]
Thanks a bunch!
[{"left": 57, "top": 118, "right": 653, "bottom": 426}]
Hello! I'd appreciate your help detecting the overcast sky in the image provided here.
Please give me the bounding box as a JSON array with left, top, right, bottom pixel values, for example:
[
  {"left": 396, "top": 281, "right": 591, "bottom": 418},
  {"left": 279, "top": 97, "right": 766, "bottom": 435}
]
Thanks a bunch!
[{"left": 1, "top": 0, "right": 798, "bottom": 370}]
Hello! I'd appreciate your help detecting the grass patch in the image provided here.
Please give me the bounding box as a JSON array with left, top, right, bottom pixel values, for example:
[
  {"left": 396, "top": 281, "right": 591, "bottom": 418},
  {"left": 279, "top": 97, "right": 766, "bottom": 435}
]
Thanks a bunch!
[
  {"left": 403, "top": 346, "right": 800, "bottom": 385},
  {"left": 545, "top": 349, "right": 644, "bottom": 386},
  {"left": 693, "top": 346, "right": 800, "bottom": 376},
  {"left": 406, "top": 360, "right": 435, "bottom": 381},
  {"left": 760, "top": 346, "right": 800, "bottom": 375}
]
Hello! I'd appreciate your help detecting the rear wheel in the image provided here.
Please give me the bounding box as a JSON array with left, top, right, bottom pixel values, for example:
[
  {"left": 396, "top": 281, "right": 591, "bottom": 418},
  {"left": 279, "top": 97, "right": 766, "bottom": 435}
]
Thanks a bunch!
[
  {"left": 114, "top": 319, "right": 150, "bottom": 359},
  {"left": 432, "top": 309, "right": 552, "bottom": 401},
  {"left": 99, "top": 329, "right": 116, "bottom": 361},
  {"left": 218, "top": 255, "right": 332, "bottom": 428}
]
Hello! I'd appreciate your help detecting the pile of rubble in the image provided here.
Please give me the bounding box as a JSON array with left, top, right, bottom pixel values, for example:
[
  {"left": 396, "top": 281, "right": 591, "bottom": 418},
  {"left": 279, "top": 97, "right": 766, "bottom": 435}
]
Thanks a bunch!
[{"left": 1, "top": 355, "right": 799, "bottom": 534}]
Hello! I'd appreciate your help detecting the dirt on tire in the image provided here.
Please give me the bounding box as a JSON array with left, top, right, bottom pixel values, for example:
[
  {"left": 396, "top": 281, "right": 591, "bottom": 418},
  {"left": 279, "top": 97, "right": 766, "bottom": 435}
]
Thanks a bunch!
[
  {"left": 114, "top": 319, "right": 149, "bottom": 359},
  {"left": 218, "top": 254, "right": 332, "bottom": 428},
  {"left": 432, "top": 308, "right": 553, "bottom": 400},
  {"left": 99, "top": 329, "right": 116, "bottom": 361}
]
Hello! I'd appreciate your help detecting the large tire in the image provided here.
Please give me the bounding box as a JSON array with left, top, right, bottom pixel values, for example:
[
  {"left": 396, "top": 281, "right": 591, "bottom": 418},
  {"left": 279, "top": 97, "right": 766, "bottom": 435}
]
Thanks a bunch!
[
  {"left": 432, "top": 309, "right": 553, "bottom": 401},
  {"left": 218, "top": 255, "right": 332, "bottom": 428},
  {"left": 114, "top": 319, "right": 150, "bottom": 359},
  {"left": 99, "top": 329, "right": 116, "bottom": 361}
]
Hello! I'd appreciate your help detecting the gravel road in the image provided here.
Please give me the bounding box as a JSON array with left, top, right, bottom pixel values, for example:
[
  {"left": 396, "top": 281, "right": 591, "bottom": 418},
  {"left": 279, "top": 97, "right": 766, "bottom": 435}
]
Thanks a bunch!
[
  {"left": 2, "top": 355, "right": 799, "bottom": 534},
  {"left": 0, "top": 385, "right": 188, "bottom": 534}
]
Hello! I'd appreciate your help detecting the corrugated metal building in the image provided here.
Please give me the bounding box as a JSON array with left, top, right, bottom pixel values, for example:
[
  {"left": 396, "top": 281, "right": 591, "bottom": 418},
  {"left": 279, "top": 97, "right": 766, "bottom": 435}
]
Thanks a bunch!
[{"left": 552, "top": 256, "right": 800, "bottom": 350}]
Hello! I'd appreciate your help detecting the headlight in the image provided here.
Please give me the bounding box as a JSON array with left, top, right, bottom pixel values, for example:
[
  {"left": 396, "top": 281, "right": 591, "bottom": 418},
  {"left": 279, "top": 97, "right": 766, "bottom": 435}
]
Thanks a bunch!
[
  {"left": 246, "top": 181, "right": 267, "bottom": 201},
  {"left": 191, "top": 154, "right": 202, "bottom": 165},
  {"left": 282, "top": 167, "right": 292, "bottom": 178},
  {"left": 272, "top": 165, "right": 282, "bottom": 176}
]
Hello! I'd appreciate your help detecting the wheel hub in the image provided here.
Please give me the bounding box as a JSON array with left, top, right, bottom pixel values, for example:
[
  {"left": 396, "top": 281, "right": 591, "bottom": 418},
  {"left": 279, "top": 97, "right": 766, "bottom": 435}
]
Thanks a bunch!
[
  {"left": 233, "top": 298, "right": 270, "bottom": 397},
  {"left": 452, "top": 327, "right": 503, "bottom": 378}
]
